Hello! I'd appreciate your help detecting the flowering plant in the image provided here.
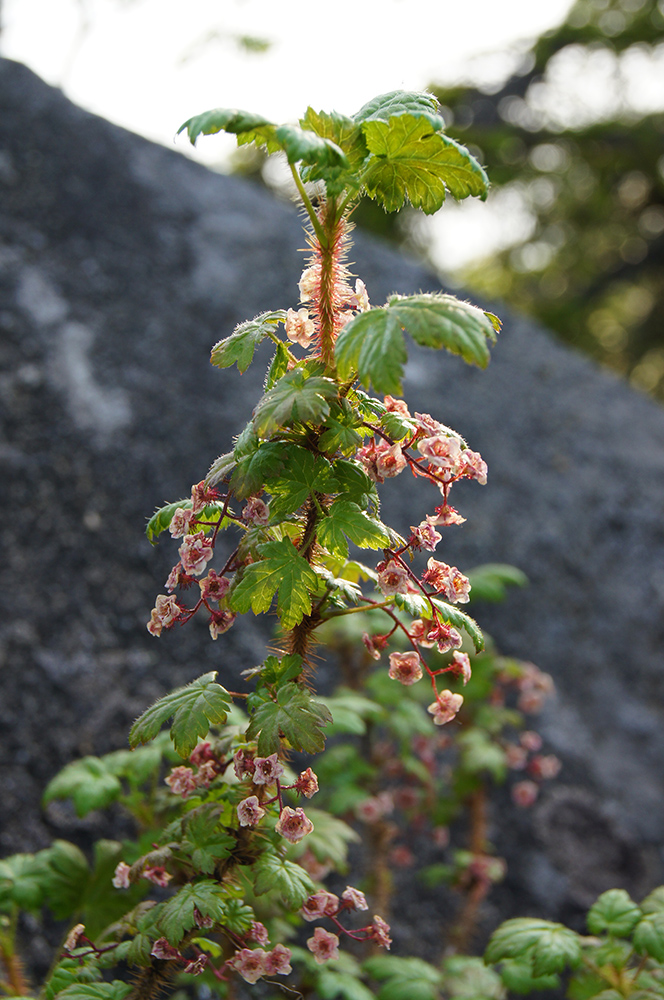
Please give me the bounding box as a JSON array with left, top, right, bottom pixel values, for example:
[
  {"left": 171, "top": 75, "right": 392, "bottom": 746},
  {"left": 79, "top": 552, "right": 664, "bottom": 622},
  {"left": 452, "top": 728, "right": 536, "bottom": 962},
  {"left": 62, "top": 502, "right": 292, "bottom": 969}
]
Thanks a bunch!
[{"left": 2, "top": 89, "right": 661, "bottom": 1000}]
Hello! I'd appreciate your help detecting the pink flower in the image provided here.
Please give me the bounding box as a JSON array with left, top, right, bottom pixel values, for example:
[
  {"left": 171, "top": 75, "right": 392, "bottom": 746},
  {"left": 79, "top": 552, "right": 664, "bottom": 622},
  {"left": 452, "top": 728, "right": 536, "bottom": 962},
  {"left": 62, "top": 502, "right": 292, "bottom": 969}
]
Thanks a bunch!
[
  {"left": 384, "top": 395, "right": 410, "bottom": 417},
  {"left": 295, "top": 767, "right": 319, "bottom": 798},
  {"left": 209, "top": 609, "right": 236, "bottom": 640},
  {"left": 301, "top": 890, "right": 340, "bottom": 921},
  {"left": 410, "top": 520, "right": 442, "bottom": 552},
  {"left": 410, "top": 618, "right": 435, "bottom": 648},
  {"left": 528, "top": 754, "right": 562, "bottom": 780},
  {"left": 179, "top": 531, "right": 214, "bottom": 576},
  {"left": 191, "top": 480, "right": 218, "bottom": 514},
  {"left": 263, "top": 944, "right": 292, "bottom": 976},
  {"left": 362, "top": 632, "right": 386, "bottom": 660},
  {"left": 230, "top": 947, "right": 267, "bottom": 984},
  {"left": 432, "top": 825, "right": 450, "bottom": 849},
  {"left": 242, "top": 496, "right": 270, "bottom": 525},
  {"left": 248, "top": 921, "right": 270, "bottom": 946},
  {"left": 112, "top": 861, "right": 131, "bottom": 889},
  {"left": 368, "top": 915, "right": 392, "bottom": 949},
  {"left": 355, "top": 792, "right": 394, "bottom": 823},
  {"left": 199, "top": 569, "right": 229, "bottom": 602},
  {"left": 505, "top": 744, "right": 528, "bottom": 770},
  {"left": 151, "top": 938, "right": 181, "bottom": 961},
  {"left": 63, "top": 923, "right": 86, "bottom": 953},
  {"left": 189, "top": 741, "right": 215, "bottom": 767},
  {"left": 165, "top": 766, "right": 199, "bottom": 799},
  {"left": 375, "top": 442, "right": 407, "bottom": 480},
  {"left": 252, "top": 753, "right": 284, "bottom": 785},
  {"left": 460, "top": 449, "right": 488, "bottom": 485},
  {"left": 520, "top": 730, "right": 543, "bottom": 752},
  {"left": 147, "top": 594, "right": 183, "bottom": 636},
  {"left": 285, "top": 307, "right": 316, "bottom": 348},
  {"left": 377, "top": 559, "right": 410, "bottom": 597},
  {"left": 390, "top": 845, "right": 415, "bottom": 867},
  {"left": 298, "top": 266, "right": 320, "bottom": 302},
  {"left": 427, "top": 690, "right": 464, "bottom": 726},
  {"left": 422, "top": 559, "right": 471, "bottom": 604},
  {"left": 414, "top": 411, "right": 444, "bottom": 435},
  {"left": 169, "top": 507, "right": 195, "bottom": 538},
  {"left": 195, "top": 760, "right": 218, "bottom": 788},
  {"left": 307, "top": 927, "right": 340, "bottom": 964},
  {"left": 183, "top": 955, "right": 208, "bottom": 976},
  {"left": 428, "top": 504, "right": 466, "bottom": 526},
  {"left": 388, "top": 651, "right": 423, "bottom": 686},
  {"left": 165, "top": 562, "right": 183, "bottom": 592},
  {"left": 142, "top": 866, "right": 172, "bottom": 887},
  {"left": 275, "top": 806, "right": 314, "bottom": 843},
  {"left": 341, "top": 886, "right": 368, "bottom": 911},
  {"left": 450, "top": 650, "right": 472, "bottom": 685},
  {"left": 417, "top": 435, "right": 463, "bottom": 477},
  {"left": 233, "top": 748, "right": 255, "bottom": 779},
  {"left": 517, "top": 664, "right": 555, "bottom": 713},
  {"left": 352, "top": 278, "right": 370, "bottom": 312},
  {"left": 512, "top": 780, "right": 539, "bottom": 808},
  {"left": 237, "top": 796, "right": 266, "bottom": 828}
]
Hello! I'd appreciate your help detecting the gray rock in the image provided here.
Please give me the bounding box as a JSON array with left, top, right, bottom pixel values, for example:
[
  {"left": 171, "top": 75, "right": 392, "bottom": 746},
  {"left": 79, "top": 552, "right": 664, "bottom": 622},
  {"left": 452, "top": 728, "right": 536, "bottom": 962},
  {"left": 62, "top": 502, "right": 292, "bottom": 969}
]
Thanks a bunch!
[{"left": 1, "top": 55, "right": 663, "bottom": 952}]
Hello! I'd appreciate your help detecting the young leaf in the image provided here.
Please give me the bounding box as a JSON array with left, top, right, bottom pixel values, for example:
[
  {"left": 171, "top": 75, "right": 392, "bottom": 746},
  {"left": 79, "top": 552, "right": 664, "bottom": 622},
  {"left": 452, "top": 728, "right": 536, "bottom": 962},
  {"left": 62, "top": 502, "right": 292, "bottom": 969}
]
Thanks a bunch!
[
  {"left": 266, "top": 340, "right": 291, "bottom": 388},
  {"left": 266, "top": 447, "right": 335, "bottom": 519},
  {"left": 129, "top": 672, "right": 232, "bottom": 758},
  {"left": 275, "top": 124, "right": 348, "bottom": 170},
  {"left": 318, "top": 500, "right": 390, "bottom": 558},
  {"left": 253, "top": 369, "right": 338, "bottom": 437},
  {"left": 145, "top": 499, "right": 189, "bottom": 545},
  {"left": 246, "top": 682, "right": 333, "bottom": 755},
  {"left": 301, "top": 107, "right": 367, "bottom": 173},
  {"left": 252, "top": 853, "right": 315, "bottom": 908},
  {"left": 354, "top": 91, "right": 445, "bottom": 130},
  {"left": 211, "top": 310, "right": 286, "bottom": 374},
  {"left": 180, "top": 806, "right": 235, "bottom": 875},
  {"left": 362, "top": 115, "right": 489, "bottom": 214},
  {"left": 157, "top": 880, "right": 228, "bottom": 945},
  {"left": 205, "top": 450, "right": 236, "bottom": 488},
  {"left": 178, "top": 107, "right": 278, "bottom": 150},
  {"left": 230, "top": 538, "right": 320, "bottom": 630},
  {"left": 633, "top": 913, "right": 664, "bottom": 962},
  {"left": 231, "top": 440, "right": 289, "bottom": 498},
  {"left": 43, "top": 758, "right": 122, "bottom": 817},
  {"left": 587, "top": 889, "right": 641, "bottom": 938}
]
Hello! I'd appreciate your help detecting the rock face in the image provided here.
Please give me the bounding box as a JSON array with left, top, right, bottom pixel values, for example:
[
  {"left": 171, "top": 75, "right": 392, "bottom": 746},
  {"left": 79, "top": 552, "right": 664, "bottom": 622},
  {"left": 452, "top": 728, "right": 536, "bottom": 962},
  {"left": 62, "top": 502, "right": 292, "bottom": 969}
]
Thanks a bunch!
[{"left": 1, "top": 57, "right": 663, "bottom": 952}]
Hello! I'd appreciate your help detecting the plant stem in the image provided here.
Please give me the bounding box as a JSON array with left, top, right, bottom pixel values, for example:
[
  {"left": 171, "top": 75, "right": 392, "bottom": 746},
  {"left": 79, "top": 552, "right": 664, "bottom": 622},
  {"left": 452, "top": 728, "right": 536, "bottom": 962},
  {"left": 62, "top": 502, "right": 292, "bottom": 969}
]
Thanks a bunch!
[{"left": 289, "top": 163, "right": 326, "bottom": 247}]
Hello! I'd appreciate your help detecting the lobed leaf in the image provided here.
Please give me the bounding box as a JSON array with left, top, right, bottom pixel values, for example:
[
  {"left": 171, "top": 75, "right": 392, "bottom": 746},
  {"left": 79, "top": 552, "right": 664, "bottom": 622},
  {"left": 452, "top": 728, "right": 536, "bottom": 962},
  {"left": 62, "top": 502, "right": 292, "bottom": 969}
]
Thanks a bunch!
[
  {"left": 129, "top": 672, "right": 232, "bottom": 758},
  {"left": 275, "top": 123, "right": 348, "bottom": 169},
  {"left": 633, "top": 913, "right": 664, "bottom": 962},
  {"left": 178, "top": 107, "right": 278, "bottom": 150},
  {"left": 253, "top": 368, "right": 338, "bottom": 438},
  {"left": 362, "top": 115, "right": 489, "bottom": 214},
  {"left": 318, "top": 500, "right": 390, "bottom": 558},
  {"left": 211, "top": 310, "right": 286, "bottom": 374},
  {"left": 354, "top": 91, "right": 445, "bottom": 130},
  {"left": 40, "top": 840, "right": 89, "bottom": 920},
  {"left": 157, "top": 880, "right": 228, "bottom": 945},
  {"left": 498, "top": 960, "right": 559, "bottom": 995},
  {"left": 57, "top": 985, "right": 132, "bottom": 1000},
  {"left": 246, "top": 681, "right": 332, "bottom": 755},
  {"left": 587, "top": 889, "right": 641, "bottom": 938},
  {"left": 43, "top": 758, "right": 122, "bottom": 817},
  {"left": 266, "top": 447, "right": 335, "bottom": 519},
  {"left": 252, "top": 853, "right": 315, "bottom": 908},
  {"left": 230, "top": 538, "right": 320, "bottom": 630}
]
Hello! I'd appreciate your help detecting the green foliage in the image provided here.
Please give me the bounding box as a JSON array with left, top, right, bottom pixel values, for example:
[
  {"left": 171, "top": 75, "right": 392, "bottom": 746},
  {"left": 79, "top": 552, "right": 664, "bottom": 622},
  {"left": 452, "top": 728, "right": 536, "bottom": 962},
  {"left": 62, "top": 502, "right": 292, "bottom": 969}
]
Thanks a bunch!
[
  {"left": 44, "top": 757, "right": 122, "bottom": 817},
  {"left": 253, "top": 367, "right": 339, "bottom": 437},
  {"left": 485, "top": 917, "right": 582, "bottom": 975},
  {"left": 336, "top": 293, "right": 499, "bottom": 394},
  {"left": 318, "top": 500, "right": 390, "bottom": 557},
  {"left": 179, "top": 806, "right": 235, "bottom": 874},
  {"left": 587, "top": 890, "right": 641, "bottom": 938},
  {"left": 467, "top": 564, "right": 528, "bottom": 603},
  {"left": 210, "top": 310, "right": 287, "bottom": 373},
  {"left": 157, "top": 879, "right": 230, "bottom": 945},
  {"left": 129, "top": 672, "right": 232, "bottom": 757},
  {"left": 231, "top": 537, "right": 320, "bottom": 629},
  {"left": 246, "top": 681, "right": 332, "bottom": 754},
  {"left": 364, "top": 955, "right": 442, "bottom": 1000},
  {"left": 252, "top": 852, "right": 315, "bottom": 908}
]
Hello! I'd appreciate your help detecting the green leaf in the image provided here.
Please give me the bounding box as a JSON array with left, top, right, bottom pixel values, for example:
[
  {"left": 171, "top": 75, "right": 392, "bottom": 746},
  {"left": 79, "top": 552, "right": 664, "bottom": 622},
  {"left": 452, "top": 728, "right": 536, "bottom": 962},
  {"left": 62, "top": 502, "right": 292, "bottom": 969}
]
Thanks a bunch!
[
  {"left": 336, "top": 294, "right": 498, "bottom": 395},
  {"left": 181, "top": 806, "right": 235, "bottom": 875},
  {"left": 467, "top": 564, "right": 528, "bottom": 604},
  {"left": 443, "top": 955, "right": 506, "bottom": 999},
  {"left": 587, "top": 889, "right": 641, "bottom": 938},
  {"left": 211, "top": 310, "right": 286, "bottom": 373},
  {"left": 485, "top": 918, "right": 582, "bottom": 975},
  {"left": 457, "top": 730, "right": 507, "bottom": 781},
  {"left": 324, "top": 690, "right": 384, "bottom": 736},
  {"left": 230, "top": 538, "right": 319, "bottom": 630},
  {"left": 157, "top": 880, "right": 227, "bottom": 946},
  {"left": 220, "top": 898, "right": 255, "bottom": 935},
  {"left": 531, "top": 926, "right": 583, "bottom": 976},
  {"left": 126, "top": 933, "right": 152, "bottom": 968},
  {"left": 275, "top": 123, "right": 348, "bottom": 169},
  {"left": 0, "top": 853, "right": 48, "bottom": 912},
  {"left": 317, "top": 969, "right": 376, "bottom": 1000},
  {"left": 44, "top": 758, "right": 122, "bottom": 817},
  {"left": 498, "top": 960, "right": 559, "bottom": 995},
  {"left": 246, "top": 682, "right": 332, "bottom": 755},
  {"left": 330, "top": 460, "right": 376, "bottom": 506},
  {"left": 253, "top": 368, "right": 338, "bottom": 437},
  {"left": 292, "top": 809, "right": 360, "bottom": 867},
  {"left": 252, "top": 853, "right": 315, "bottom": 908},
  {"left": 57, "top": 984, "right": 132, "bottom": 1000},
  {"left": 145, "top": 499, "right": 189, "bottom": 545},
  {"left": 364, "top": 956, "right": 442, "bottom": 1000},
  {"left": 640, "top": 887, "right": 664, "bottom": 915},
  {"left": 362, "top": 115, "right": 489, "bottom": 213},
  {"left": 231, "top": 439, "right": 289, "bottom": 499},
  {"left": 354, "top": 91, "right": 445, "bottom": 130},
  {"left": 129, "top": 672, "right": 232, "bottom": 758},
  {"left": 178, "top": 107, "right": 278, "bottom": 149},
  {"left": 300, "top": 107, "right": 367, "bottom": 191},
  {"left": 41, "top": 840, "right": 89, "bottom": 920},
  {"left": 267, "top": 447, "right": 335, "bottom": 519},
  {"left": 205, "top": 450, "right": 236, "bottom": 488},
  {"left": 82, "top": 840, "right": 148, "bottom": 940},
  {"left": 392, "top": 593, "right": 484, "bottom": 652},
  {"left": 318, "top": 500, "right": 390, "bottom": 558},
  {"left": 634, "top": 913, "right": 664, "bottom": 962},
  {"left": 266, "top": 340, "right": 291, "bottom": 388}
]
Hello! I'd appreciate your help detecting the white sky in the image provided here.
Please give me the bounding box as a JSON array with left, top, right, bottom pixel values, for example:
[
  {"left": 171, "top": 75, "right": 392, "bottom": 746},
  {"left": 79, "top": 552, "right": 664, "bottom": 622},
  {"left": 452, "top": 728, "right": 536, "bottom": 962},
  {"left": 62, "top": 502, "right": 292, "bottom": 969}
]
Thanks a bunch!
[{"left": 3, "top": 0, "right": 661, "bottom": 272}]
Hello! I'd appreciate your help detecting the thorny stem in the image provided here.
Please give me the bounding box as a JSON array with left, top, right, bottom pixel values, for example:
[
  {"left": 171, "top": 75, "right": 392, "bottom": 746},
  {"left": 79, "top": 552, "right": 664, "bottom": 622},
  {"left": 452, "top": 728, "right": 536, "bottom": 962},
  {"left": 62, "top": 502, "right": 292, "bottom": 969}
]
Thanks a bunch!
[{"left": 289, "top": 163, "right": 327, "bottom": 247}]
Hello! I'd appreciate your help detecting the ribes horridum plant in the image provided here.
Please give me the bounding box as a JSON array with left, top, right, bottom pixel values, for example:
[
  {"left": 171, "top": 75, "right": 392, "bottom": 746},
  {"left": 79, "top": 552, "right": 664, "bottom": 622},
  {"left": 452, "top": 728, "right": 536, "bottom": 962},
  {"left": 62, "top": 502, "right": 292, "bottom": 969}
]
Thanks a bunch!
[{"left": 3, "top": 90, "right": 663, "bottom": 1000}]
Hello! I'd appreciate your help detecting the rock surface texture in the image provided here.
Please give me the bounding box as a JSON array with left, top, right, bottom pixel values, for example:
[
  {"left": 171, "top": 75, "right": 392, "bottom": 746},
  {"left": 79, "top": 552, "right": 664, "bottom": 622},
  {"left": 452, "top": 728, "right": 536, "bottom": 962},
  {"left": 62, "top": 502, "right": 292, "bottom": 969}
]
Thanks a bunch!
[{"left": 1, "top": 58, "right": 663, "bottom": 955}]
